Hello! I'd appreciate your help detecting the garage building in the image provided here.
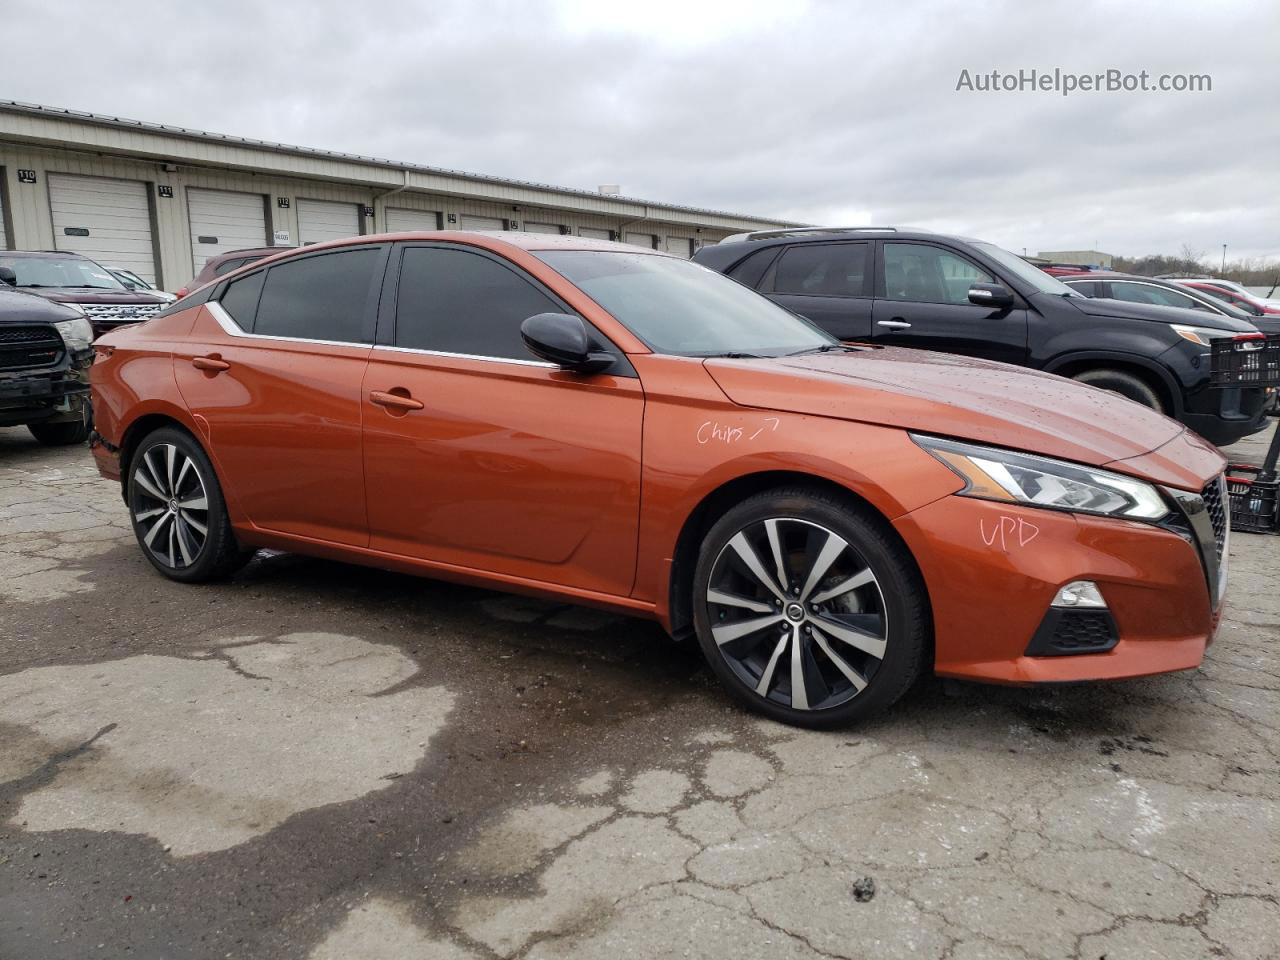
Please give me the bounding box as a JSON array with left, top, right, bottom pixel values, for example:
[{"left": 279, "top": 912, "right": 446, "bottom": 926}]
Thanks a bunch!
[{"left": 0, "top": 101, "right": 799, "bottom": 291}]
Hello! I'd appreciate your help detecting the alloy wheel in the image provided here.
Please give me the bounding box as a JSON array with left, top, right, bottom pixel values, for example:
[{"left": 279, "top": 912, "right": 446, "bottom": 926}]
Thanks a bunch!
[
  {"left": 131, "top": 443, "right": 210, "bottom": 569},
  {"left": 705, "top": 517, "right": 889, "bottom": 711}
]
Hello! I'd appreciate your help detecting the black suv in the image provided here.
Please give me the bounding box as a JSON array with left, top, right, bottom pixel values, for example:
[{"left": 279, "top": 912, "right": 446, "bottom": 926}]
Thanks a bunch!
[
  {"left": 0, "top": 276, "right": 94, "bottom": 445},
  {"left": 694, "top": 228, "right": 1268, "bottom": 446}
]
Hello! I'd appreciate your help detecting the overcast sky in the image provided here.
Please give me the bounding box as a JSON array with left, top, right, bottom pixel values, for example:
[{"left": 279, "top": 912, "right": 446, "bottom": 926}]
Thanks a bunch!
[{"left": 3, "top": 0, "right": 1277, "bottom": 262}]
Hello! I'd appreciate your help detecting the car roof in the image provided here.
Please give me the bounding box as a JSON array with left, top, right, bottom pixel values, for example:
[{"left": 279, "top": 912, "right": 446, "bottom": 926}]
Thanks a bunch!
[
  {"left": 255, "top": 231, "right": 669, "bottom": 257},
  {"left": 0, "top": 250, "right": 93, "bottom": 260}
]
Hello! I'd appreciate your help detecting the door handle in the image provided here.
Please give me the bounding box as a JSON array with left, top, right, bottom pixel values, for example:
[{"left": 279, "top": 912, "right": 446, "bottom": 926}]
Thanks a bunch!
[
  {"left": 191, "top": 355, "right": 230, "bottom": 372},
  {"left": 877, "top": 320, "right": 912, "bottom": 329},
  {"left": 370, "top": 390, "right": 425, "bottom": 412}
]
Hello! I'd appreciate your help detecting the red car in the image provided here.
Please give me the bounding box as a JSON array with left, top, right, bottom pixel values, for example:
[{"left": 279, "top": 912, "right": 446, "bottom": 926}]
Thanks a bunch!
[
  {"left": 1175, "top": 280, "right": 1280, "bottom": 318},
  {"left": 90, "top": 232, "right": 1228, "bottom": 727}
]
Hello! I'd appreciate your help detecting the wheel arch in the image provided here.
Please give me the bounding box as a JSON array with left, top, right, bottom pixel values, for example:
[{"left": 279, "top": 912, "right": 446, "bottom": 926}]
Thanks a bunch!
[
  {"left": 1044, "top": 351, "right": 1180, "bottom": 416},
  {"left": 665, "top": 469, "right": 929, "bottom": 643},
  {"left": 116, "top": 405, "right": 209, "bottom": 504}
]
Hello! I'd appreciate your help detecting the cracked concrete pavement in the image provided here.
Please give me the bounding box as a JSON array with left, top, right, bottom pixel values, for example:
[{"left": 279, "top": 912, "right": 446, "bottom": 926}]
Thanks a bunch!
[{"left": 0, "top": 425, "right": 1276, "bottom": 959}]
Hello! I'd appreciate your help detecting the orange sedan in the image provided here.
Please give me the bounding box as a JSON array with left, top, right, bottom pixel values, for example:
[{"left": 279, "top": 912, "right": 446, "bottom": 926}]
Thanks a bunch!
[{"left": 89, "top": 233, "right": 1229, "bottom": 727}]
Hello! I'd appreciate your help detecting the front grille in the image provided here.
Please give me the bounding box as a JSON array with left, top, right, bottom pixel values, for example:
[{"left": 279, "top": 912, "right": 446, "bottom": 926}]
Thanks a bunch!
[
  {"left": 79, "top": 302, "right": 163, "bottom": 320},
  {"left": 79, "top": 302, "right": 163, "bottom": 330},
  {"left": 0, "top": 324, "right": 64, "bottom": 370},
  {"left": 1201, "top": 475, "right": 1228, "bottom": 558},
  {"left": 1026, "top": 608, "right": 1119, "bottom": 657}
]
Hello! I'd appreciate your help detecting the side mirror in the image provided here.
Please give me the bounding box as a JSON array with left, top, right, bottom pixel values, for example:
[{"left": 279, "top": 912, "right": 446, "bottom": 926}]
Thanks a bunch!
[
  {"left": 520, "top": 313, "right": 615, "bottom": 374},
  {"left": 0, "top": 266, "right": 15, "bottom": 286},
  {"left": 968, "top": 282, "right": 1014, "bottom": 310}
]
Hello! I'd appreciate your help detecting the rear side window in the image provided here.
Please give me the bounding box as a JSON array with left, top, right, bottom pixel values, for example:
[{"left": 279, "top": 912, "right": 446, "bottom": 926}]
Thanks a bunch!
[
  {"left": 213, "top": 257, "right": 246, "bottom": 277},
  {"left": 725, "top": 248, "right": 779, "bottom": 289},
  {"left": 773, "top": 243, "right": 869, "bottom": 297},
  {"left": 219, "top": 271, "right": 265, "bottom": 329},
  {"left": 254, "top": 249, "right": 379, "bottom": 342},
  {"left": 394, "top": 246, "right": 560, "bottom": 360},
  {"left": 1108, "top": 281, "right": 1206, "bottom": 311},
  {"left": 1067, "top": 280, "right": 1100, "bottom": 297}
]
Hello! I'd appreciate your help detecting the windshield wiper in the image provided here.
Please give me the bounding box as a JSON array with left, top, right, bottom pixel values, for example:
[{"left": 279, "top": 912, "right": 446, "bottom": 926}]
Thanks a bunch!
[
  {"left": 706, "top": 351, "right": 770, "bottom": 359},
  {"left": 786, "top": 343, "right": 849, "bottom": 356}
]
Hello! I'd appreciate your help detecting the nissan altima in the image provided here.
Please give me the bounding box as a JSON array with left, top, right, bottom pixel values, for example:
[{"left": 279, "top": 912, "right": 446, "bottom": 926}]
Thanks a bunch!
[{"left": 89, "top": 232, "right": 1230, "bottom": 727}]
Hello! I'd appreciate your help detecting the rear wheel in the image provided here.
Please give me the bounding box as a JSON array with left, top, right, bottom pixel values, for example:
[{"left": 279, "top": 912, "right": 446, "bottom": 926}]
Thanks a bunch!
[
  {"left": 692, "top": 487, "right": 928, "bottom": 728},
  {"left": 1071, "top": 368, "right": 1163, "bottom": 411},
  {"left": 127, "top": 427, "right": 252, "bottom": 582}
]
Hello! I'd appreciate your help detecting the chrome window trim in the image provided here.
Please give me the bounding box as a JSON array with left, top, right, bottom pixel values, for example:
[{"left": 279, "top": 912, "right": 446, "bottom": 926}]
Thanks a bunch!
[
  {"left": 371, "top": 343, "right": 557, "bottom": 369},
  {"left": 1066, "top": 277, "right": 1223, "bottom": 314},
  {"left": 205, "top": 301, "right": 370, "bottom": 350}
]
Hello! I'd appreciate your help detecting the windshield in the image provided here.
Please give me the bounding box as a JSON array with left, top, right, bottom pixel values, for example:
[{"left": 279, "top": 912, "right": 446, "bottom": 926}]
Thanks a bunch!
[
  {"left": 535, "top": 250, "right": 836, "bottom": 356},
  {"left": 971, "top": 242, "right": 1079, "bottom": 297},
  {"left": 0, "top": 255, "right": 126, "bottom": 290}
]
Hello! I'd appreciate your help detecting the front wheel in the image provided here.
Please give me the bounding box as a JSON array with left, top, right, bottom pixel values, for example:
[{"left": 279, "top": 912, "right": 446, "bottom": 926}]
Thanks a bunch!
[
  {"left": 692, "top": 487, "right": 929, "bottom": 728},
  {"left": 1070, "top": 368, "right": 1163, "bottom": 412},
  {"left": 28, "top": 397, "right": 92, "bottom": 446},
  {"left": 127, "top": 427, "right": 252, "bottom": 582}
]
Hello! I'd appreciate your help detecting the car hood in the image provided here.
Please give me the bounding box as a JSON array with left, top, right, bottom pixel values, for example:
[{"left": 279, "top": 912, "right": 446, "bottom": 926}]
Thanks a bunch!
[
  {"left": 704, "top": 347, "right": 1188, "bottom": 472},
  {"left": 19, "top": 287, "right": 168, "bottom": 305},
  {"left": 0, "top": 287, "right": 84, "bottom": 322},
  {"left": 1058, "top": 293, "right": 1257, "bottom": 333}
]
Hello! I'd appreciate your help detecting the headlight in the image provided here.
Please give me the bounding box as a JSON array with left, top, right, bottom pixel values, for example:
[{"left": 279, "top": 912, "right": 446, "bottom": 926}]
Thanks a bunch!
[
  {"left": 1171, "top": 324, "right": 1234, "bottom": 347},
  {"left": 913, "top": 435, "right": 1169, "bottom": 522},
  {"left": 54, "top": 317, "right": 94, "bottom": 351}
]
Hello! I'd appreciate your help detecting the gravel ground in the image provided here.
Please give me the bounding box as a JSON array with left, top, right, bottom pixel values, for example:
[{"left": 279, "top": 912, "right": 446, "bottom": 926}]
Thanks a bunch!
[{"left": 0, "top": 425, "right": 1276, "bottom": 960}]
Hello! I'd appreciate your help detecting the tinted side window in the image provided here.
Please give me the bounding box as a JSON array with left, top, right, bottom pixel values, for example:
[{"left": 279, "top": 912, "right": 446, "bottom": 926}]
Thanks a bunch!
[
  {"left": 882, "top": 243, "right": 993, "bottom": 305},
  {"left": 254, "top": 249, "right": 379, "bottom": 342},
  {"left": 1067, "top": 280, "right": 1100, "bottom": 296},
  {"left": 726, "top": 248, "right": 780, "bottom": 289},
  {"left": 213, "top": 257, "right": 246, "bottom": 277},
  {"left": 774, "top": 243, "right": 868, "bottom": 297},
  {"left": 1110, "top": 281, "right": 1201, "bottom": 310},
  {"left": 219, "top": 270, "right": 265, "bottom": 329},
  {"left": 395, "top": 247, "right": 560, "bottom": 360}
]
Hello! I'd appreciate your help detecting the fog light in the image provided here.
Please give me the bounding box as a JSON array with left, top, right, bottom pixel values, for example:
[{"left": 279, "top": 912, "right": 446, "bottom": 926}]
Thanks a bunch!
[{"left": 1052, "top": 580, "right": 1107, "bottom": 609}]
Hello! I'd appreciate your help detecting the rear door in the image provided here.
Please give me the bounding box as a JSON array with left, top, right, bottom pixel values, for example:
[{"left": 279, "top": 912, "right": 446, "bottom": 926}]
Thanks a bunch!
[
  {"left": 871, "top": 240, "right": 1029, "bottom": 365},
  {"left": 761, "top": 241, "right": 872, "bottom": 341},
  {"left": 360, "top": 242, "right": 644, "bottom": 596},
  {"left": 173, "top": 245, "right": 387, "bottom": 546}
]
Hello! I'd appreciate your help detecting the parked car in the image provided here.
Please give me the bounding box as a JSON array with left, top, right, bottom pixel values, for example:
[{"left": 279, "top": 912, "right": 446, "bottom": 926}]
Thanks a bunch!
[
  {"left": 0, "top": 273, "right": 94, "bottom": 445},
  {"left": 175, "top": 246, "right": 295, "bottom": 299},
  {"left": 1161, "top": 276, "right": 1280, "bottom": 306},
  {"left": 91, "top": 232, "right": 1229, "bottom": 728},
  {"left": 108, "top": 268, "right": 177, "bottom": 302},
  {"left": 0, "top": 251, "right": 170, "bottom": 338},
  {"left": 1169, "top": 279, "right": 1280, "bottom": 318},
  {"left": 694, "top": 227, "right": 1268, "bottom": 446},
  {"left": 1057, "top": 271, "right": 1280, "bottom": 334}
]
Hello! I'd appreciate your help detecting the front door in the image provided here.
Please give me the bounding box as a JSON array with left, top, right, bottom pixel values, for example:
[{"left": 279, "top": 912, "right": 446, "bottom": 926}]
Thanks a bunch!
[
  {"left": 173, "top": 245, "right": 387, "bottom": 546},
  {"left": 871, "top": 241, "right": 1029, "bottom": 366},
  {"left": 361, "top": 243, "right": 644, "bottom": 597}
]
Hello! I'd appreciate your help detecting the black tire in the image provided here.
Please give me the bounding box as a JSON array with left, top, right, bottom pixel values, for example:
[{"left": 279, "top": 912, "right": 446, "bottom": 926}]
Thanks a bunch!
[
  {"left": 28, "top": 398, "right": 92, "bottom": 446},
  {"left": 127, "top": 426, "right": 252, "bottom": 582},
  {"left": 692, "top": 486, "right": 929, "bottom": 728},
  {"left": 1071, "top": 368, "right": 1164, "bottom": 411}
]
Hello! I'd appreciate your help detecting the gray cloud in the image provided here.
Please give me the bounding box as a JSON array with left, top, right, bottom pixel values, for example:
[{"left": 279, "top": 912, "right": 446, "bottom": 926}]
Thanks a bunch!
[{"left": 2, "top": 0, "right": 1276, "bottom": 260}]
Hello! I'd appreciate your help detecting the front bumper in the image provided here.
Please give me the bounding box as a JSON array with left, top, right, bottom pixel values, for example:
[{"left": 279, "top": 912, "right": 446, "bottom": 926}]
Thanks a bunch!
[
  {"left": 893, "top": 493, "right": 1222, "bottom": 685},
  {"left": 0, "top": 355, "right": 92, "bottom": 427}
]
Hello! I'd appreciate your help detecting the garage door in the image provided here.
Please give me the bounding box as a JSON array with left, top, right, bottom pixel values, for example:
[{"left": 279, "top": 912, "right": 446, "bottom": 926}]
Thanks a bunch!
[
  {"left": 385, "top": 207, "right": 440, "bottom": 233},
  {"left": 624, "top": 232, "right": 657, "bottom": 249},
  {"left": 579, "top": 227, "right": 612, "bottom": 241},
  {"left": 48, "top": 173, "right": 157, "bottom": 284},
  {"left": 297, "top": 199, "right": 361, "bottom": 245},
  {"left": 662, "top": 237, "right": 694, "bottom": 258},
  {"left": 524, "top": 221, "right": 561, "bottom": 234},
  {"left": 459, "top": 215, "right": 504, "bottom": 231},
  {"left": 187, "top": 188, "right": 268, "bottom": 276}
]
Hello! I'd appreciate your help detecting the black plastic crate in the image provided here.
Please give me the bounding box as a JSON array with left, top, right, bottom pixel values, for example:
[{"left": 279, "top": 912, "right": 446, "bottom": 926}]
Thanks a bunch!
[
  {"left": 1210, "top": 335, "right": 1280, "bottom": 387},
  {"left": 1226, "top": 464, "right": 1280, "bottom": 535}
]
